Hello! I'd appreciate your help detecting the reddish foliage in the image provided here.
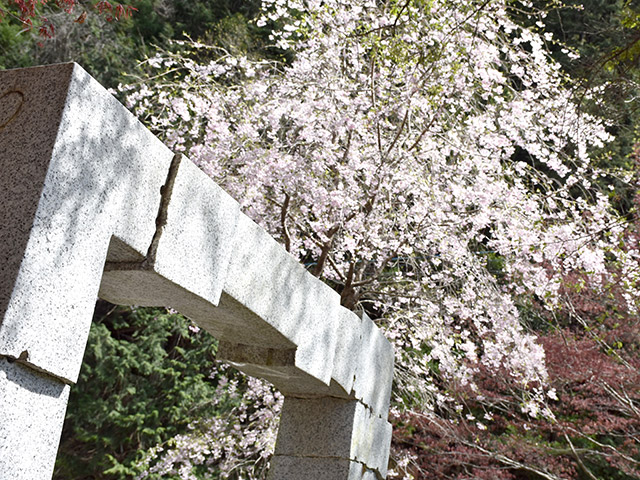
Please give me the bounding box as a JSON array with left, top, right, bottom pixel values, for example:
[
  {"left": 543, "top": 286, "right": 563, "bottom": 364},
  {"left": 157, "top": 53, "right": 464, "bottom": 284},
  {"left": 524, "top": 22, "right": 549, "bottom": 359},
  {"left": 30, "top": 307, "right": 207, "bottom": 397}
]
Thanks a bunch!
[
  {"left": 391, "top": 153, "right": 640, "bottom": 478},
  {"left": 0, "top": 0, "right": 137, "bottom": 37},
  {"left": 391, "top": 330, "right": 640, "bottom": 479},
  {"left": 38, "top": 16, "right": 54, "bottom": 37}
]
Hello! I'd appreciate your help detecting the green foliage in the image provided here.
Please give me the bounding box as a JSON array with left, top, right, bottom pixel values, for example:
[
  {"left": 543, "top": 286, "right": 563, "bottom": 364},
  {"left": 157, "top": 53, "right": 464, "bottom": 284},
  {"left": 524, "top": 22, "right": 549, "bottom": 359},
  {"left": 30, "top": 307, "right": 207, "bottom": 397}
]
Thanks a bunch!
[
  {"left": 0, "top": 0, "right": 265, "bottom": 88},
  {"left": 53, "top": 302, "right": 224, "bottom": 480},
  {"left": 0, "top": 14, "right": 33, "bottom": 69},
  {"left": 532, "top": 0, "right": 640, "bottom": 168}
]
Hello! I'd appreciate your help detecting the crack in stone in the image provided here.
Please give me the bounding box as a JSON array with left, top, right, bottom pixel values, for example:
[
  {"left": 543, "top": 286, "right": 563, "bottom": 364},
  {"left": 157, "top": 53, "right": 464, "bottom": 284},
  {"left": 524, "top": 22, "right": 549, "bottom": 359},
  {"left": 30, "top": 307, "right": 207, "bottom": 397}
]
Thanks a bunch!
[
  {"left": 104, "top": 152, "right": 182, "bottom": 272},
  {"left": 146, "top": 152, "right": 182, "bottom": 265},
  {"left": 1, "top": 352, "right": 73, "bottom": 385}
]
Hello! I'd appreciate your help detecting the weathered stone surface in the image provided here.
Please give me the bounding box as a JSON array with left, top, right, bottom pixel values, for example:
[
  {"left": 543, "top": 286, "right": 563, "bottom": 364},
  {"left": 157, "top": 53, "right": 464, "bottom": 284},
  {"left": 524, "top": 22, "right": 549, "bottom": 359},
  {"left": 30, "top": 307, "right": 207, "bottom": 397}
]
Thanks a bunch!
[
  {"left": 354, "top": 410, "right": 393, "bottom": 478},
  {"left": 217, "top": 340, "right": 345, "bottom": 397},
  {"left": 216, "top": 309, "right": 362, "bottom": 398},
  {"left": 327, "top": 308, "right": 363, "bottom": 396},
  {"left": 105, "top": 202, "right": 348, "bottom": 397},
  {"left": 0, "top": 63, "right": 170, "bottom": 383},
  {"left": 275, "top": 397, "right": 363, "bottom": 457},
  {"left": 100, "top": 155, "right": 241, "bottom": 315},
  {"left": 0, "top": 358, "right": 70, "bottom": 480},
  {"left": 153, "top": 156, "right": 241, "bottom": 306},
  {"left": 286, "top": 308, "right": 395, "bottom": 408},
  {"left": 361, "top": 469, "right": 380, "bottom": 480},
  {"left": 274, "top": 397, "right": 392, "bottom": 476},
  {"left": 268, "top": 456, "right": 364, "bottom": 480},
  {"left": 352, "top": 312, "right": 395, "bottom": 416},
  {"left": 176, "top": 291, "right": 295, "bottom": 348},
  {"left": 220, "top": 213, "right": 342, "bottom": 387}
]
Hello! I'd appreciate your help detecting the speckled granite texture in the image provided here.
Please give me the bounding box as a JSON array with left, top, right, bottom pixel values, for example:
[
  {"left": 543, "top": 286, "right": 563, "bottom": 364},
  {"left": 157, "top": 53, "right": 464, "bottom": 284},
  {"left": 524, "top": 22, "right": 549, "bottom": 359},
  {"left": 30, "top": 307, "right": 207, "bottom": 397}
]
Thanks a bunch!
[
  {"left": 0, "top": 358, "right": 69, "bottom": 480},
  {"left": 0, "top": 63, "right": 172, "bottom": 383}
]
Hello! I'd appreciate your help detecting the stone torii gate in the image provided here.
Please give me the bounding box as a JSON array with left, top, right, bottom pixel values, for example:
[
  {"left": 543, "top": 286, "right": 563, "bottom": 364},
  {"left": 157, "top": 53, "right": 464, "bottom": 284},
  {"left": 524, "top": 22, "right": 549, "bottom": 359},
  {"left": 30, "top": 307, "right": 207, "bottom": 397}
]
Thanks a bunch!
[{"left": 0, "top": 63, "right": 394, "bottom": 480}]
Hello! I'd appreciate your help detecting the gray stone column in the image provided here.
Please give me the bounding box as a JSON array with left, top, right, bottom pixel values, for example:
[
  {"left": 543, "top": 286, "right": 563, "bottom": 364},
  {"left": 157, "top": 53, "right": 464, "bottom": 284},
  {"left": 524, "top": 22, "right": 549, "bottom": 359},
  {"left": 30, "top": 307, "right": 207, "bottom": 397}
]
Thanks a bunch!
[
  {"left": 269, "top": 397, "right": 392, "bottom": 480},
  {"left": 0, "top": 359, "right": 70, "bottom": 479}
]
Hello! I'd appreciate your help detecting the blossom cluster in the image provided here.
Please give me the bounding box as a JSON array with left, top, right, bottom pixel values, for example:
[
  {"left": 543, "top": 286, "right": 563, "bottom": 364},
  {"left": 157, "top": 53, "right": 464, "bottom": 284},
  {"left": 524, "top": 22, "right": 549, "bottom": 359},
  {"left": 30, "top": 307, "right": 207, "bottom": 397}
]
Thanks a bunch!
[{"left": 135, "top": 365, "right": 283, "bottom": 479}]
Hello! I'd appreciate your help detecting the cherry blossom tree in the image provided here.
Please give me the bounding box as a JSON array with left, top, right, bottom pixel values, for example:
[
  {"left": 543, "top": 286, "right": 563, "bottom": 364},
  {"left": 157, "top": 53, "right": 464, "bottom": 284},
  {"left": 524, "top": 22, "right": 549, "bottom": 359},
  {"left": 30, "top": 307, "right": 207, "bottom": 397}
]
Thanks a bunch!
[{"left": 120, "top": 0, "right": 640, "bottom": 477}]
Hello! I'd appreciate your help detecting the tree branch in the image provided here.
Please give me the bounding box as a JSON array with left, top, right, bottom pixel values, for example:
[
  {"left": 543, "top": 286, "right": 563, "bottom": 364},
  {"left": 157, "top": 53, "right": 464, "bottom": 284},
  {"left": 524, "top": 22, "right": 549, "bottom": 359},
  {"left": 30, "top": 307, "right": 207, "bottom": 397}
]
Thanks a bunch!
[{"left": 383, "top": 108, "right": 409, "bottom": 159}]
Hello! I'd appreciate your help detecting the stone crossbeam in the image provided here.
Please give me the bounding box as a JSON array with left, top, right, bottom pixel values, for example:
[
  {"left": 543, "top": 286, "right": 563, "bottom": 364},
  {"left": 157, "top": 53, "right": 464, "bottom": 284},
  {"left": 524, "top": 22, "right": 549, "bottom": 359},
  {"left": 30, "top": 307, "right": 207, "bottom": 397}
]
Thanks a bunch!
[{"left": 0, "top": 63, "right": 394, "bottom": 480}]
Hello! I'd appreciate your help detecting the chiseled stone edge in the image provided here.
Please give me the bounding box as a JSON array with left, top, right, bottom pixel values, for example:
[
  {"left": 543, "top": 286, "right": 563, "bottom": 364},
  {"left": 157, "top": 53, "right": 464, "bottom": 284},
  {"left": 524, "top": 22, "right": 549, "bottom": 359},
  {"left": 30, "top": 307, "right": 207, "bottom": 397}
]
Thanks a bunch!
[{"left": 0, "top": 62, "right": 171, "bottom": 383}]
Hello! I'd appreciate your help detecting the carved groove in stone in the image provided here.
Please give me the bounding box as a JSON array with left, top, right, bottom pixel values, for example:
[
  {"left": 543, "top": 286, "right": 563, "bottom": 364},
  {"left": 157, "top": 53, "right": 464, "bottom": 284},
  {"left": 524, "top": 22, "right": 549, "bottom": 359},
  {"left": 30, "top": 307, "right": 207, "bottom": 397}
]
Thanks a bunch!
[{"left": 0, "top": 90, "right": 24, "bottom": 129}]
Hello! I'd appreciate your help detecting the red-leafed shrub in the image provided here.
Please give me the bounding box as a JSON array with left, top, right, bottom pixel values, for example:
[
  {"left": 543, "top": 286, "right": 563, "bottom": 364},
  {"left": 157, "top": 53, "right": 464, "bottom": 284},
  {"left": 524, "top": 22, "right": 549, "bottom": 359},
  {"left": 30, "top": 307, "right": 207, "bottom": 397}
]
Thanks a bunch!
[
  {"left": 0, "top": 0, "right": 137, "bottom": 38},
  {"left": 390, "top": 145, "right": 640, "bottom": 480}
]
